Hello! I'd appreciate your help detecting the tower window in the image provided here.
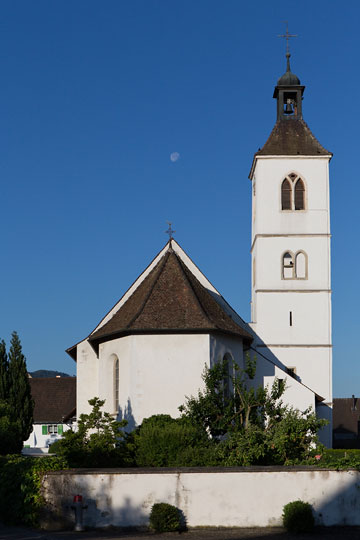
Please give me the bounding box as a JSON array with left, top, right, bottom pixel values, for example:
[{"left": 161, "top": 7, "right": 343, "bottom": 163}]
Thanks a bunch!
[
  {"left": 282, "top": 251, "right": 294, "bottom": 279},
  {"left": 281, "top": 174, "right": 306, "bottom": 211},
  {"left": 281, "top": 179, "right": 292, "bottom": 210},
  {"left": 295, "top": 251, "right": 307, "bottom": 279},
  {"left": 294, "top": 179, "right": 305, "bottom": 210},
  {"left": 282, "top": 250, "right": 308, "bottom": 280}
]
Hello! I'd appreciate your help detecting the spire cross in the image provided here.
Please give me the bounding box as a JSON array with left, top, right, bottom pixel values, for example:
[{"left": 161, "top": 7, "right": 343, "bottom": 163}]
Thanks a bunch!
[
  {"left": 278, "top": 22, "right": 298, "bottom": 55},
  {"left": 165, "top": 221, "right": 175, "bottom": 239}
]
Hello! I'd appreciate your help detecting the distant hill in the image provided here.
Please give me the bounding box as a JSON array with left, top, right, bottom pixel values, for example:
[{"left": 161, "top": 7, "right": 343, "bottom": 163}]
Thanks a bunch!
[{"left": 29, "top": 370, "right": 73, "bottom": 378}]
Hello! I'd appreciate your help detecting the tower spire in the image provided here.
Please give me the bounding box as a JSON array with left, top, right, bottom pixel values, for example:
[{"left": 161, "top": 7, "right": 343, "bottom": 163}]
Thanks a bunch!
[{"left": 274, "top": 24, "right": 303, "bottom": 121}]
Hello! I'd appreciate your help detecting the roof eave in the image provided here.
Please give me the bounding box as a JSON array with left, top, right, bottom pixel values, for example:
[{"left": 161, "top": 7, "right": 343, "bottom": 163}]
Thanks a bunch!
[{"left": 89, "top": 327, "right": 253, "bottom": 347}]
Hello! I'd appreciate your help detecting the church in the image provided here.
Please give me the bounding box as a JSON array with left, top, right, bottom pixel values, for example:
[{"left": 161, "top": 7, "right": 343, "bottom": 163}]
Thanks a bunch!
[{"left": 67, "top": 51, "right": 333, "bottom": 447}]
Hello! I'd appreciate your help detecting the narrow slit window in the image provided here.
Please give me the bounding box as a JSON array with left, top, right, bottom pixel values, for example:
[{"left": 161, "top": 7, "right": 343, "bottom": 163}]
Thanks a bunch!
[{"left": 289, "top": 311, "right": 293, "bottom": 326}]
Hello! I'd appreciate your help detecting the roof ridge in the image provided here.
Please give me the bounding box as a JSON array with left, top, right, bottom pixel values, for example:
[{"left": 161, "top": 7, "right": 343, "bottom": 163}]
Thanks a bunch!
[
  {"left": 126, "top": 251, "right": 171, "bottom": 329},
  {"left": 171, "top": 251, "right": 213, "bottom": 325},
  {"left": 175, "top": 254, "right": 236, "bottom": 331},
  {"left": 300, "top": 119, "right": 331, "bottom": 155}
]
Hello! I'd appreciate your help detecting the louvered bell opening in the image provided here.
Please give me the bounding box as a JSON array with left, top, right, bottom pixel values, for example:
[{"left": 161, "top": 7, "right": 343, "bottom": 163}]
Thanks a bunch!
[
  {"left": 294, "top": 179, "right": 305, "bottom": 210},
  {"left": 281, "top": 179, "right": 291, "bottom": 210}
]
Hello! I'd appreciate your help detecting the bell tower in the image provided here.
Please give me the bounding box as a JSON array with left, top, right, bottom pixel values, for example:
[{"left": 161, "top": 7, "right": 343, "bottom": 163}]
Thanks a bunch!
[{"left": 249, "top": 52, "right": 333, "bottom": 446}]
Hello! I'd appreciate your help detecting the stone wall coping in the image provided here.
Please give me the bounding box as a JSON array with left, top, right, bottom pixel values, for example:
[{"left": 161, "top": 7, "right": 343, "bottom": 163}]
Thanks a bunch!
[{"left": 43, "top": 466, "right": 358, "bottom": 475}]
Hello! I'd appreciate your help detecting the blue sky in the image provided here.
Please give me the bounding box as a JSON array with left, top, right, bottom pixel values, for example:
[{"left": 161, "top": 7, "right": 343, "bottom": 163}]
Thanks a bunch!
[{"left": 0, "top": 1, "right": 357, "bottom": 396}]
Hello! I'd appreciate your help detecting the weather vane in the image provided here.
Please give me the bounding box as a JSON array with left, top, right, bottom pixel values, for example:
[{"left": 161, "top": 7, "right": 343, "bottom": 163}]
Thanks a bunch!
[
  {"left": 278, "top": 22, "right": 298, "bottom": 55},
  {"left": 165, "top": 221, "right": 175, "bottom": 239}
]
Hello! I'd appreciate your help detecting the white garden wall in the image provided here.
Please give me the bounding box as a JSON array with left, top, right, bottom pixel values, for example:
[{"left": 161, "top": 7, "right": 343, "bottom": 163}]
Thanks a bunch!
[{"left": 42, "top": 468, "right": 360, "bottom": 529}]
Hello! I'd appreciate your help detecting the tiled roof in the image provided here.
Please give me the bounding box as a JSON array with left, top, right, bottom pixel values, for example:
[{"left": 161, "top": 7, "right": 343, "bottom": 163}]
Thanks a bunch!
[
  {"left": 89, "top": 249, "right": 253, "bottom": 344},
  {"left": 30, "top": 377, "right": 76, "bottom": 423},
  {"left": 255, "top": 119, "right": 331, "bottom": 156}
]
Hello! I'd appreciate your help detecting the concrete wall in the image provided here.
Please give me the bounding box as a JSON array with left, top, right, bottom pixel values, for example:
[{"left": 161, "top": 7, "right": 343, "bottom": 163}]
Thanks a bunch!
[{"left": 42, "top": 468, "right": 360, "bottom": 529}]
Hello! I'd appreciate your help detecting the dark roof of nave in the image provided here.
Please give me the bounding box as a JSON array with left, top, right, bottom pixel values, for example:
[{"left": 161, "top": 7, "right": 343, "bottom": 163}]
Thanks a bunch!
[
  {"left": 88, "top": 248, "right": 253, "bottom": 346},
  {"left": 254, "top": 119, "right": 331, "bottom": 157}
]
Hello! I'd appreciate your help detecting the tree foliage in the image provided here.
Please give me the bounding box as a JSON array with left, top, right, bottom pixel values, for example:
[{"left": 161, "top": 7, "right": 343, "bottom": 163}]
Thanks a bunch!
[
  {"left": 0, "top": 332, "right": 34, "bottom": 454},
  {"left": 50, "top": 397, "right": 130, "bottom": 467},
  {"left": 180, "top": 356, "right": 326, "bottom": 465},
  {"left": 131, "top": 414, "right": 217, "bottom": 467},
  {"left": 0, "top": 340, "right": 9, "bottom": 401},
  {"left": 7, "top": 332, "right": 34, "bottom": 442}
]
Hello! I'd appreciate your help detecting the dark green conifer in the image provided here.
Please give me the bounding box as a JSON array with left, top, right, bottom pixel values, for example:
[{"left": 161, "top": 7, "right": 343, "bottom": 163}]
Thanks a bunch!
[
  {"left": 7, "top": 332, "right": 34, "bottom": 442},
  {"left": 0, "top": 340, "right": 9, "bottom": 401}
]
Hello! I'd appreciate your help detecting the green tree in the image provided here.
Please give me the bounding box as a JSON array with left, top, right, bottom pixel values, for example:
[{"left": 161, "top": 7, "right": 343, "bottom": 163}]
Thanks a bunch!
[
  {"left": 7, "top": 332, "right": 34, "bottom": 442},
  {"left": 180, "top": 356, "right": 326, "bottom": 465},
  {"left": 0, "top": 340, "right": 9, "bottom": 401},
  {"left": 0, "top": 400, "right": 22, "bottom": 454},
  {"left": 51, "top": 397, "right": 129, "bottom": 467},
  {"left": 179, "top": 355, "right": 286, "bottom": 437}
]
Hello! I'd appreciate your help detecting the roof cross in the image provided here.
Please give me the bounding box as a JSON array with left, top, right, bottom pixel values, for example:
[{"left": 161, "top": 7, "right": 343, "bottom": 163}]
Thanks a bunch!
[
  {"left": 278, "top": 22, "right": 298, "bottom": 55},
  {"left": 165, "top": 221, "right": 176, "bottom": 239}
]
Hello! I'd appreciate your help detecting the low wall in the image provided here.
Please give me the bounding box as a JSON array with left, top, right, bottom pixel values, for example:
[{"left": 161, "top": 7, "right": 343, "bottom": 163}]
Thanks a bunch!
[{"left": 41, "top": 467, "right": 360, "bottom": 529}]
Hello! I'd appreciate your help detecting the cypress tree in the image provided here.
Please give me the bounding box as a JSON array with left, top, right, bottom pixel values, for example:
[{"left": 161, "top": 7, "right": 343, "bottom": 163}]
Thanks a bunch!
[
  {"left": 0, "top": 339, "right": 9, "bottom": 401},
  {"left": 7, "top": 332, "right": 34, "bottom": 442}
]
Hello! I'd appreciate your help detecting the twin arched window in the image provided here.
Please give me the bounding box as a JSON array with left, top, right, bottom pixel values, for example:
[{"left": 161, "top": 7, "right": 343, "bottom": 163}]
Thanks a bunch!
[
  {"left": 282, "top": 251, "right": 307, "bottom": 279},
  {"left": 281, "top": 173, "right": 305, "bottom": 211}
]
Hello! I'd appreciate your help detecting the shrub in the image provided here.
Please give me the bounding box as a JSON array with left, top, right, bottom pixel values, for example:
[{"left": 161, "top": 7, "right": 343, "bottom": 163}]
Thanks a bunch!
[
  {"left": 133, "top": 414, "right": 216, "bottom": 467},
  {"left": 0, "top": 455, "right": 67, "bottom": 526},
  {"left": 282, "top": 500, "right": 314, "bottom": 533},
  {"left": 50, "top": 397, "right": 131, "bottom": 467},
  {"left": 149, "top": 502, "right": 182, "bottom": 532}
]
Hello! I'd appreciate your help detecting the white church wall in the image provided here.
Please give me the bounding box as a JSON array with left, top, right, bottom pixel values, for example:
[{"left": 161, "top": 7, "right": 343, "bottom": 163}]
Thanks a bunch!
[
  {"left": 253, "top": 236, "right": 331, "bottom": 291},
  {"left": 264, "top": 346, "right": 332, "bottom": 403},
  {"left": 254, "top": 292, "right": 331, "bottom": 344},
  {"left": 251, "top": 351, "right": 316, "bottom": 413},
  {"left": 252, "top": 157, "right": 330, "bottom": 237},
  {"left": 98, "top": 334, "right": 210, "bottom": 428},
  {"left": 76, "top": 339, "right": 99, "bottom": 417},
  {"left": 209, "top": 334, "right": 244, "bottom": 369}
]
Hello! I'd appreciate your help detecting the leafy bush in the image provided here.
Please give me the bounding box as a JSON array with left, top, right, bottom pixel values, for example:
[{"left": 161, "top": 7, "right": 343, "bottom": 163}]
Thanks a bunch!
[
  {"left": 149, "top": 502, "right": 182, "bottom": 532},
  {"left": 282, "top": 500, "right": 314, "bottom": 533},
  {"left": 313, "top": 448, "right": 360, "bottom": 470},
  {"left": 132, "top": 414, "right": 217, "bottom": 467},
  {"left": 0, "top": 455, "right": 67, "bottom": 526},
  {"left": 180, "top": 357, "right": 326, "bottom": 466},
  {"left": 50, "top": 397, "right": 132, "bottom": 467}
]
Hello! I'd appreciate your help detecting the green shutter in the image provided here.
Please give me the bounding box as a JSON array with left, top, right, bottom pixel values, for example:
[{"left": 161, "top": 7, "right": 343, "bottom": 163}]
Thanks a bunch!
[
  {"left": 42, "top": 425, "right": 47, "bottom": 435},
  {"left": 57, "top": 424, "right": 63, "bottom": 435}
]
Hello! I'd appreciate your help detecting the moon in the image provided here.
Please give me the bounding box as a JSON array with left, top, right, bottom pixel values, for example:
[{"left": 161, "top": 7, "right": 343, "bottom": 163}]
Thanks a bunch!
[{"left": 170, "top": 152, "right": 180, "bottom": 162}]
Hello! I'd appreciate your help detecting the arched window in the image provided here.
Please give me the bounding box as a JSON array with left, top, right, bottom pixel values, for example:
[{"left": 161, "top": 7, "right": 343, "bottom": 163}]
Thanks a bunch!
[
  {"left": 295, "top": 251, "right": 307, "bottom": 279},
  {"left": 281, "top": 179, "right": 292, "bottom": 210},
  {"left": 294, "top": 179, "right": 305, "bottom": 210},
  {"left": 282, "top": 251, "right": 294, "bottom": 279},
  {"left": 222, "top": 354, "right": 233, "bottom": 402},
  {"left": 114, "top": 357, "right": 119, "bottom": 413},
  {"left": 281, "top": 173, "right": 306, "bottom": 211}
]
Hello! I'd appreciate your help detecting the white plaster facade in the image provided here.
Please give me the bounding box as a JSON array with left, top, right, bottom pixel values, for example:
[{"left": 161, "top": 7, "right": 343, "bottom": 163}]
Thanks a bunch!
[
  {"left": 250, "top": 155, "right": 332, "bottom": 445},
  {"left": 43, "top": 468, "right": 360, "bottom": 529},
  {"left": 73, "top": 241, "right": 248, "bottom": 427},
  {"left": 23, "top": 423, "right": 73, "bottom": 454}
]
